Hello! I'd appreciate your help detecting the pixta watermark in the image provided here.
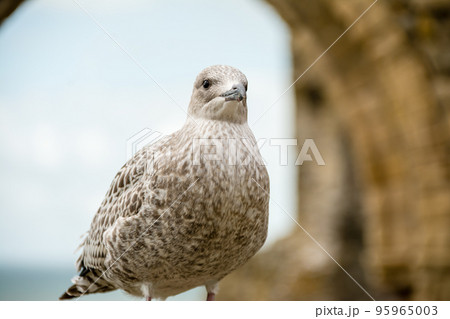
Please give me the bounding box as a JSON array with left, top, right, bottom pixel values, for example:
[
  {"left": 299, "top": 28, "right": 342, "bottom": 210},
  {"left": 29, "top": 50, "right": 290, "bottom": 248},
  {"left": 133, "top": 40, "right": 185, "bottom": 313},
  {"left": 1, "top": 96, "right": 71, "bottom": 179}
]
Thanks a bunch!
[{"left": 127, "top": 128, "right": 325, "bottom": 166}]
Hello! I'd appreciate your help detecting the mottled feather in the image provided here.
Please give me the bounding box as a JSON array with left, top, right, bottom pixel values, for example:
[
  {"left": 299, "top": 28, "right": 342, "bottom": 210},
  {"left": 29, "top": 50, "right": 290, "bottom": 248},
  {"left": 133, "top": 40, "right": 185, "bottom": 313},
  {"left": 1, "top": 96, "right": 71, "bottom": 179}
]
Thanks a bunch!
[{"left": 60, "top": 65, "right": 269, "bottom": 300}]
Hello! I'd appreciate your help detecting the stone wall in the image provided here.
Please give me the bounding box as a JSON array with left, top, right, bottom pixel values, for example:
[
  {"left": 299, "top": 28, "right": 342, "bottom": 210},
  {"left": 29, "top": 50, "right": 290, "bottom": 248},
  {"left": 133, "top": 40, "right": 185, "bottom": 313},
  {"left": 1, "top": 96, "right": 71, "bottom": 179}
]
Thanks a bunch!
[
  {"left": 219, "top": 0, "right": 449, "bottom": 300},
  {"left": 0, "top": 0, "right": 24, "bottom": 26}
]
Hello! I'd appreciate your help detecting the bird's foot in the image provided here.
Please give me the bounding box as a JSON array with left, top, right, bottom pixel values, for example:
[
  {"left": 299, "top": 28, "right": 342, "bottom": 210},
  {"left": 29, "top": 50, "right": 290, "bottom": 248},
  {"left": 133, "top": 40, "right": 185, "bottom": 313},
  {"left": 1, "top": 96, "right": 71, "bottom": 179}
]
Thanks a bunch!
[{"left": 206, "top": 292, "right": 215, "bottom": 301}]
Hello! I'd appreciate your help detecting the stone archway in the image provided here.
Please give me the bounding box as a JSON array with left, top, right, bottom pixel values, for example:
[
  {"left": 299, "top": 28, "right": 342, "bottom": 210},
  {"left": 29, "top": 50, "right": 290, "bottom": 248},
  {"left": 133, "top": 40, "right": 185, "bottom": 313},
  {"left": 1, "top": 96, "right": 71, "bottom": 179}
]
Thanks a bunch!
[{"left": 2, "top": 0, "right": 449, "bottom": 301}]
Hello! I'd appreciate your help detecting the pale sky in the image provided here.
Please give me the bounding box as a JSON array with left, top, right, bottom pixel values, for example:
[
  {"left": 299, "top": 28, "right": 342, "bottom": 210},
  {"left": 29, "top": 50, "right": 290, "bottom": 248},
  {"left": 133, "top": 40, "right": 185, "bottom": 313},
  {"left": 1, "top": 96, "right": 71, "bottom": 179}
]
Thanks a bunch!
[{"left": 0, "top": 0, "right": 296, "bottom": 272}]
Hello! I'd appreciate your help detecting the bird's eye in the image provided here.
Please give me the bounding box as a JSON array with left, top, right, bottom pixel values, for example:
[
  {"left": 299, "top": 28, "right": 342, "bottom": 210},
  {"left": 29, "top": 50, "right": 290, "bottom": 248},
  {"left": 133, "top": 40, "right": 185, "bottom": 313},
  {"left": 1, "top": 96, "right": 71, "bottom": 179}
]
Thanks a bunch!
[
  {"left": 202, "top": 80, "right": 210, "bottom": 89},
  {"left": 244, "top": 83, "right": 248, "bottom": 91}
]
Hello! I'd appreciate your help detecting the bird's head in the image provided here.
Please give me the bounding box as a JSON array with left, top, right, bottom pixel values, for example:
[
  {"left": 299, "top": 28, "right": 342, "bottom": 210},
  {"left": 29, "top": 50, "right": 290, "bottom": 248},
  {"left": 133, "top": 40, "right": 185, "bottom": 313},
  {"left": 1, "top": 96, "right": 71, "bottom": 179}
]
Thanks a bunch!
[{"left": 188, "top": 65, "right": 248, "bottom": 124}]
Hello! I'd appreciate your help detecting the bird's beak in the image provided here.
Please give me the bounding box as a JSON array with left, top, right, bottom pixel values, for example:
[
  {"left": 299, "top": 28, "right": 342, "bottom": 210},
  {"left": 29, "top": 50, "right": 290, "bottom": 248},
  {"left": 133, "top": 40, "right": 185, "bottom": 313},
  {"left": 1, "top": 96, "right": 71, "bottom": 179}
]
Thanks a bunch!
[{"left": 220, "top": 83, "right": 246, "bottom": 102}]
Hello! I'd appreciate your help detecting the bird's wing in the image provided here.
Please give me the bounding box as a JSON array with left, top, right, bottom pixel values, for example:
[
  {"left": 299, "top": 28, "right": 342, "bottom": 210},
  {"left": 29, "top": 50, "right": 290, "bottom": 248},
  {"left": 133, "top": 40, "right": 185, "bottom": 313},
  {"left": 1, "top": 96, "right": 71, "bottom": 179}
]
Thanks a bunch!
[{"left": 76, "top": 147, "right": 150, "bottom": 271}]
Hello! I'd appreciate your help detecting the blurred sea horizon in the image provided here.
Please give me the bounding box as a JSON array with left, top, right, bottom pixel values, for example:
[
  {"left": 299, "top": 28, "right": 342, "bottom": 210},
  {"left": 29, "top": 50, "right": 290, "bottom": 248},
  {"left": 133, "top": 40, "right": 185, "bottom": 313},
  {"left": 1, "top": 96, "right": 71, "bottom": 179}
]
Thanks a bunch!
[{"left": 0, "top": 263, "right": 202, "bottom": 301}]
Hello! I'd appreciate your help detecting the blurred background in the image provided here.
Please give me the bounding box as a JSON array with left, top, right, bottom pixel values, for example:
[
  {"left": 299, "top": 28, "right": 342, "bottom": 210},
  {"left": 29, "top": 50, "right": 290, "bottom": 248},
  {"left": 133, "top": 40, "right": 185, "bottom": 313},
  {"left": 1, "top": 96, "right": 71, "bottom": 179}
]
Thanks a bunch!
[{"left": 0, "top": 0, "right": 448, "bottom": 301}]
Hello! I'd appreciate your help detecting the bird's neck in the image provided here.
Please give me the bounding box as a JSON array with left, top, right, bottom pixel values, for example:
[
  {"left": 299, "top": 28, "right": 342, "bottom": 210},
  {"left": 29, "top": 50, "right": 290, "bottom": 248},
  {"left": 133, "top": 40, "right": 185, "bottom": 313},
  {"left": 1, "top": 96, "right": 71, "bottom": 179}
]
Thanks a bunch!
[{"left": 182, "top": 117, "right": 252, "bottom": 138}]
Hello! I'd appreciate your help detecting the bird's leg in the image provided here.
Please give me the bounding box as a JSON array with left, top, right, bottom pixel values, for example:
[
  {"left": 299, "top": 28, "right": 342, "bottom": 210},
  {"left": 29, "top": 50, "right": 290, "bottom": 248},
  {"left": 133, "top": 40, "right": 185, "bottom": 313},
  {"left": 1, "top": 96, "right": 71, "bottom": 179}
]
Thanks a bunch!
[
  {"left": 205, "top": 281, "right": 218, "bottom": 301},
  {"left": 141, "top": 283, "right": 153, "bottom": 301}
]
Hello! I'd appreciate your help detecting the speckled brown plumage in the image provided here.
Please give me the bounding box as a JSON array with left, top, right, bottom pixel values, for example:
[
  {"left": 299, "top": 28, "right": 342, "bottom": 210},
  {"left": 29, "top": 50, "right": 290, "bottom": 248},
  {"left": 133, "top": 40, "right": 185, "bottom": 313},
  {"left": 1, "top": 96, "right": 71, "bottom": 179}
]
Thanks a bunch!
[{"left": 60, "top": 65, "right": 270, "bottom": 300}]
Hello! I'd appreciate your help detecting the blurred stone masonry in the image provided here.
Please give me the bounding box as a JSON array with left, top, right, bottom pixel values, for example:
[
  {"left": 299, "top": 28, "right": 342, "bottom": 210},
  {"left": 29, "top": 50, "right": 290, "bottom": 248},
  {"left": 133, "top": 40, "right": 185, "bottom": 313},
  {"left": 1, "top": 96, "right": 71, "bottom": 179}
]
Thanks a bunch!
[
  {"left": 2, "top": 0, "right": 448, "bottom": 300},
  {"left": 218, "top": 0, "right": 450, "bottom": 300}
]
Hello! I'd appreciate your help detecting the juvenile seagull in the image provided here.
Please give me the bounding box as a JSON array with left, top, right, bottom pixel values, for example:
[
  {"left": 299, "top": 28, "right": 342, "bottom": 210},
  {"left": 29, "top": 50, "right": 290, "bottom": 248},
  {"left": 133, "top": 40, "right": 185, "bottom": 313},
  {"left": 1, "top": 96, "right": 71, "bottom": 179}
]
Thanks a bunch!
[{"left": 60, "top": 65, "right": 269, "bottom": 301}]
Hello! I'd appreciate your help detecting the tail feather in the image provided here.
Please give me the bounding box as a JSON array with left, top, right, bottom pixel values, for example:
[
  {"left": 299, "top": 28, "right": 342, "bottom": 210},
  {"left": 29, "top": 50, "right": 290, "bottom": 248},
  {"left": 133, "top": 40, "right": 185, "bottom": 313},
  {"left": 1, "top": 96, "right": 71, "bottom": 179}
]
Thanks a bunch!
[
  {"left": 59, "top": 292, "right": 75, "bottom": 300},
  {"left": 59, "top": 268, "right": 116, "bottom": 300}
]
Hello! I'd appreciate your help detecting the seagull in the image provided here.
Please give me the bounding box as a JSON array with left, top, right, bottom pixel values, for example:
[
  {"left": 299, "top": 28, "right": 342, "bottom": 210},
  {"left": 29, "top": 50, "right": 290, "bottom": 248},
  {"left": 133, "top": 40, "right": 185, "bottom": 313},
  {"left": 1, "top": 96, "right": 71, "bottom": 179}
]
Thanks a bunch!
[{"left": 60, "top": 65, "right": 270, "bottom": 301}]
